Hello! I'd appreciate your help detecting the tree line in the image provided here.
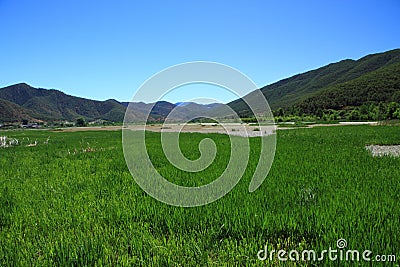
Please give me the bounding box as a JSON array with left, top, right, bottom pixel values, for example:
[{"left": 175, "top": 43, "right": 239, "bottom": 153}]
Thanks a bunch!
[{"left": 273, "top": 102, "right": 400, "bottom": 122}]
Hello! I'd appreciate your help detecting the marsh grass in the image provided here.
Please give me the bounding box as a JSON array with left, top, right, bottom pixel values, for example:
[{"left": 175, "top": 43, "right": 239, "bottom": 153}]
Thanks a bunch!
[{"left": 0, "top": 126, "right": 399, "bottom": 266}]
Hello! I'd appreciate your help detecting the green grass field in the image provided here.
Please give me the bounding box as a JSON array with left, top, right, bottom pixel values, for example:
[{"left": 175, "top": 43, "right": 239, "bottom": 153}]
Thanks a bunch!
[{"left": 0, "top": 126, "right": 399, "bottom": 266}]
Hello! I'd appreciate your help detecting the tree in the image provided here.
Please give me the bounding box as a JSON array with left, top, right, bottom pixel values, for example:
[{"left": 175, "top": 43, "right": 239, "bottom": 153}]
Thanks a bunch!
[
  {"left": 76, "top": 117, "right": 87, "bottom": 127},
  {"left": 393, "top": 108, "right": 400, "bottom": 120},
  {"left": 349, "top": 109, "right": 360, "bottom": 121},
  {"left": 392, "top": 91, "right": 400, "bottom": 102},
  {"left": 275, "top": 108, "right": 285, "bottom": 117},
  {"left": 386, "top": 102, "right": 398, "bottom": 120},
  {"left": 315, "top": 108, "right": 323, "bottom": 119},
  {"left": 376, "top": 102, "right": 386, "bottom": 121}
]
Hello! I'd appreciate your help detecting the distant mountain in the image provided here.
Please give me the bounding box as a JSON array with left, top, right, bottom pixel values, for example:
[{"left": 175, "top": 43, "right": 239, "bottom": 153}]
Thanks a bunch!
[
  {"left": 175, "top": 102, "right": 191, "bottom": 106},
  {"left": 0, "top": 83, "right": 226, "bottom": 123},
  {"left": 228, "top": 49, "right": 400, "bottom": 116},
  {"left": 175, "top": 102, "right": 221, "bottom": 108},
  {"left": 123, "top": 101, "right": 225, "bottom": 122},
  {"left": 0, "top": 83, "right": 127, "bottom": 122}
]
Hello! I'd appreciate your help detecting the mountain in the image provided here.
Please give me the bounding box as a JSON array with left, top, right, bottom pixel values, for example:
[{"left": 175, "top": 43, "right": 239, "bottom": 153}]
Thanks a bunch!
[
  {"left": 0, "top": 83, "right": 225, "bottom": 123},
  {"left": 228, "top": 49, "right": 400, "bottom": 116},
  {"left": 295, "top": 62, "right": 400, "bottom": 114},
  {"left": 0, "top": 98, "right": 36, "bottom": 122},
  {"left": 175, "top": 102, "right": 191, "bottom": 106},
  {"left": 0, "top": 83, "right": 127, "bottom": 122},
  {"left": 123, "top": 101, "right": 225, "bottom": 122},
  {"left": 175, "top": 102, "right": 221, "bottom": 108},
  {"left": 2, "top": 49, "right": 399, "bottom": 123}
]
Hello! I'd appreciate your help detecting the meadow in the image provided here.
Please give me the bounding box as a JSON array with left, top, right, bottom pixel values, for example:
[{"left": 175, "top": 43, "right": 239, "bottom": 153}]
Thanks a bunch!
[{"left": 0, "top": 125, "right": 399, "bottom": 266}]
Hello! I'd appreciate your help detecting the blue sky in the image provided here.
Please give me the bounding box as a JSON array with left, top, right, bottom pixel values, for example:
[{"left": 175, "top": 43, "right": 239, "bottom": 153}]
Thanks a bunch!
[{"left": 0, "top": 0, "right": 399, "bottom": 103}]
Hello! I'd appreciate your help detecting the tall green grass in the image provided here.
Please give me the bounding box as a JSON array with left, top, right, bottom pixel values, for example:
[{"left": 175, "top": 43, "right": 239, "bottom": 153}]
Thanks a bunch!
[{"left": 0, "top": 126, "right": 399, "bottom": 266}]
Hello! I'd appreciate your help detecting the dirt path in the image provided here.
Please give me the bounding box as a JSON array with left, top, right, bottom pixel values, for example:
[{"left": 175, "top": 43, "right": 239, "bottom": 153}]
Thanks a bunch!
[{"left": 52, "top": 121, "right": 378, "bottom": 136}]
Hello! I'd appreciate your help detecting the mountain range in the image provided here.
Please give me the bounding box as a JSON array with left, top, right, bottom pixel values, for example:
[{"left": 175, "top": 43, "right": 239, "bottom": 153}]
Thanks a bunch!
[
  {"left": 0, "top": 83, "right": 225, "bottom": 123},
  {"left": 228, "top": 48, "right": 400, "bottom": 116},
  {"left": 0, "top": 48, "right": 399, "bottom": 123},
  {"left": 0, "top": 83, "right": 126, "bottom": 122}
]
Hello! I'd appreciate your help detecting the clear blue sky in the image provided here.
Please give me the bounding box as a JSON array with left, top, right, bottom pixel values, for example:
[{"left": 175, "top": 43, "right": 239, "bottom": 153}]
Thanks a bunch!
[{"left": 1, "top": 0, "right": 399, "bottom": 103}]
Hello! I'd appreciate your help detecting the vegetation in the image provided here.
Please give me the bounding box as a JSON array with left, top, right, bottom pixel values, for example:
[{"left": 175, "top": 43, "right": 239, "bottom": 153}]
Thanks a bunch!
[
  {"left": 274, "top": 102, "right": 400, "bottom": 122},
  {"left": 76, "top": 117, "right": 87, "bottom": 127},
  {"left": 0, "top": 126, "right": 399, "bottom": 266},
  {"left": 229, "top": 49, "right": 400, "bottom": 116},
  {"left": 293, "top": 62, "right": 400, "bottom": 117},
  {"left": 188, "top": 117, "right": 219, "bottom": 123},
  {"left": 0, "top": 98, "right": 33, "bottom": 123}
]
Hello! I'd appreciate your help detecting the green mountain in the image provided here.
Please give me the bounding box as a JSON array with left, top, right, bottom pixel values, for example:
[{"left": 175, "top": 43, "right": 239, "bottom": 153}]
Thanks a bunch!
[
  {"left": 0, "top": 98, "right": 35, "bottom": 122},
  {"left": 296, "top": 62, "right": 400, "bottom": 114},
  {"left": 228, "top": 49, "right": 400, "bottom": 116},
  {"left": 0, "top": 83, "right": 126, "bottom": 122},
  {"left": 0, "top": 84, "right": 225, "bottom": 123}
]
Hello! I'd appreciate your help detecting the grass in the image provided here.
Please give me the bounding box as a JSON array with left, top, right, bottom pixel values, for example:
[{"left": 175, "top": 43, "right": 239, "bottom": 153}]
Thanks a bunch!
[{"left": 0, "top": 126, "right": 399, "bottom": 266}]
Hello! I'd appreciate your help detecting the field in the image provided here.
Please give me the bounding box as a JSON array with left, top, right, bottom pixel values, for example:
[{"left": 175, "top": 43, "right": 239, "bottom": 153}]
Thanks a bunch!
[{"left": 0, "top": 125, "right": 399, "bottom": 266}]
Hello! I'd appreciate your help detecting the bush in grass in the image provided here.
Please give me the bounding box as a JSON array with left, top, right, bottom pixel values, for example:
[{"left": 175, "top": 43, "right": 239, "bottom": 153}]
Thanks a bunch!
[{"left": 76, "top": 117, "right": 87, "bottom": 127}]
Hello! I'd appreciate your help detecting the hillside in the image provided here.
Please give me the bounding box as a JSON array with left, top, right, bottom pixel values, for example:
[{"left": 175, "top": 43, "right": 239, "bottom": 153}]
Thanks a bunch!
[
  {"left": 0, "top": 98, "right": 35, "bottom": 122},
  {"left": 295, "top": 62, "right": 400, "bottom": 114},
  {"left": 0, "top": 83, "right": 127, "bottom": 122},
  {"left": 0, "top": 84, "right": 225, "bottom": 123},
  {"left": 228, "top": 49, "right": 400, "bottom": 116}
]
